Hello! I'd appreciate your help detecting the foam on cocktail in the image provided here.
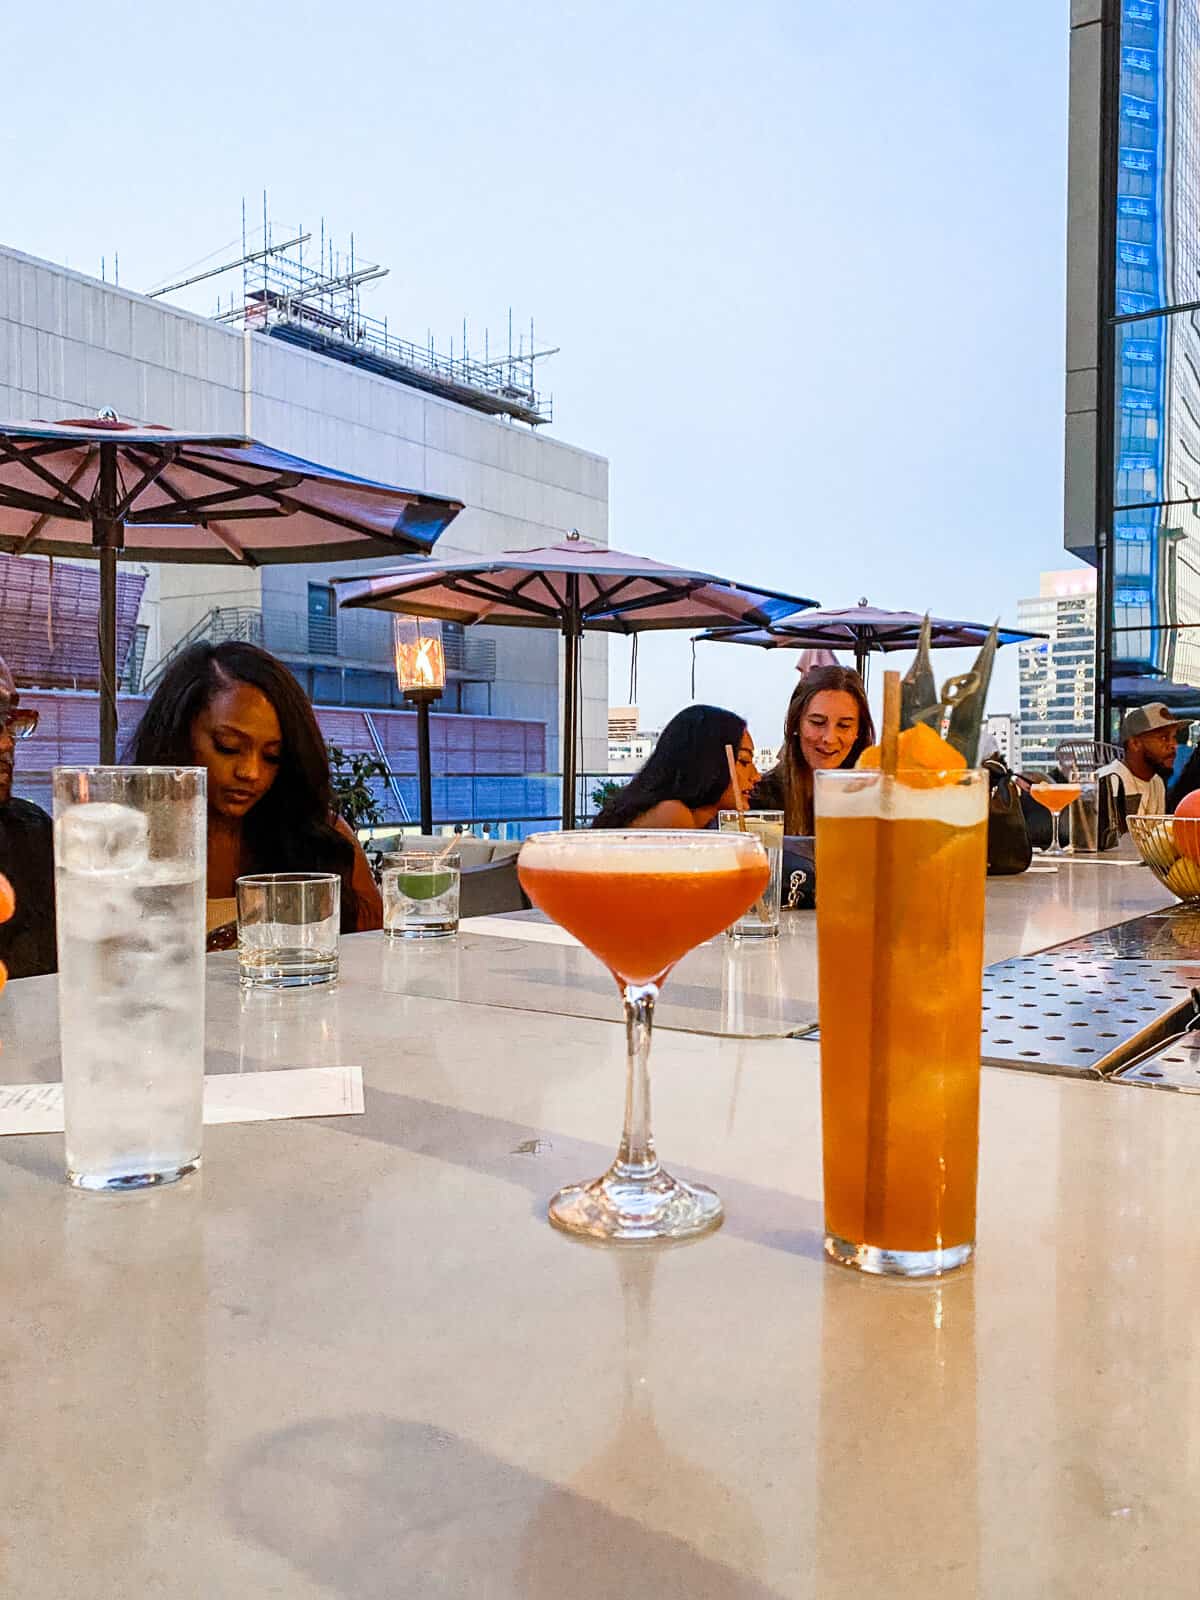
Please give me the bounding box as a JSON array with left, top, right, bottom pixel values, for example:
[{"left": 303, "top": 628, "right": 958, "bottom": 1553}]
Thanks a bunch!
[
  {"left": 814, "top": 772, "right": 986, "bottom": 829},
  {"left": 518, "top": 832, "right": 763, "bottom": 874}
]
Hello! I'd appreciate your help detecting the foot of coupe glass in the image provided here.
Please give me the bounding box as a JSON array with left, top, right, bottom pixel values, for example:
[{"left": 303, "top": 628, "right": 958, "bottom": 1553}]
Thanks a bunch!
[{"left": 549, "top": 1168, "right": 724, "bottom": 1242}]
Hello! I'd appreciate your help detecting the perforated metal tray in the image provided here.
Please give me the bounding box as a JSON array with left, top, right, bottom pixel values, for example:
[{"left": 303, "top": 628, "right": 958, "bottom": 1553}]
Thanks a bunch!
[
  {"left": 982, "top": 953, "right": 1197, "bottom": 1077},
  {"left": 1112, "top": 1031, "right": 1200, "bottom": 1092}
]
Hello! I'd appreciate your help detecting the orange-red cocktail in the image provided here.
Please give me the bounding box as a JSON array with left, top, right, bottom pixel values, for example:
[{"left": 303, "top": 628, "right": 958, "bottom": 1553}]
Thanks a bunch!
[
  {"left": 1031, "top": 782, "right": 1082, "bottom": 856},
  {"left": 518, "top": 854, "right": 770, "bottom": 986},
  {"left": 517, "top": 831, "right": 769, "bottom": 1241}
]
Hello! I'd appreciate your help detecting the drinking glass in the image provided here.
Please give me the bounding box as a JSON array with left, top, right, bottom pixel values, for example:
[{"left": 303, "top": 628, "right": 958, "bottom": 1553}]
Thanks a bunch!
[
  {"left": 236, "top": 872, "right": 340, "bottom": 988},
  {"left": 814, "top": 767, "right": 988, "bottom": 1277},
  {"left": 382, "top": 852, "right": 461, "bottom": 939},
  {"left": 53, "top": 766, "right": 207, "bottom": 1190},
  {"left": 717, "top": 810, "right": 783, "bottom": 936},
  {"left": 1031, "top": 782, "right": 1083, "bottom": 856},
  {"left": 517, "top": 830, "right": 769, "bottom": 1242}
]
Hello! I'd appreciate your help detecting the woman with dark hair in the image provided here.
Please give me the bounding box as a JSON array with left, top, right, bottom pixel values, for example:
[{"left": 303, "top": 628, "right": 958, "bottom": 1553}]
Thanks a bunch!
[
  {"left": 127, "top": 642, "right": 382, "bottom": 934},
  {"left": 593, "top": 704, "right": 759, "bottom": 830},
  {"left": 750, "top": 665, "right": 874, "bottom": 835}
]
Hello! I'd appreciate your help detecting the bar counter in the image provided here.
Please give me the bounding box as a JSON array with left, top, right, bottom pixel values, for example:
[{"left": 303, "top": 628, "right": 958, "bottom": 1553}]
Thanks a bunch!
[{"left": 0, "top": 856, "right": 1193, "bottom": 1598}]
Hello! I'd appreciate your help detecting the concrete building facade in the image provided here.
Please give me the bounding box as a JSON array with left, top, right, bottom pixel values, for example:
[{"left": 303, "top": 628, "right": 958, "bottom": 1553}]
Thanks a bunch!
[{"left": 0, "top": 243, "right": 610, "bottom": 795}]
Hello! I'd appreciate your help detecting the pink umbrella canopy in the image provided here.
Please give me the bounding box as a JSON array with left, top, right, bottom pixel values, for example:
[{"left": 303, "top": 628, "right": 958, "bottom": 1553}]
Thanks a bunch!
[
  {"left": 332, "top": 534, "right": 816, "bottom": 633},
  {"left": 699, "top": 601, "right": 1042, "bottom": 678},
  {"left": 334, "top": 532, "right": 818, "bottom": 826},
  {"left": 0, "top": 417, "right": 461, "bottom": 564},
  {"left": 0, "top": 415, "right": 464, "bottom": 757}
]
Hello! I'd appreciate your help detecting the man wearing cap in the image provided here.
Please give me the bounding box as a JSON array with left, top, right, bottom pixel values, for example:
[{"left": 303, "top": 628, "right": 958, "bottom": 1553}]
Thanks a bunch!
[
  {"left": 0, "top": 655, "right": 56, "bottom": 980},
  {"left": 1098, "top": 703, "right": 1191, "bottom": 821}
]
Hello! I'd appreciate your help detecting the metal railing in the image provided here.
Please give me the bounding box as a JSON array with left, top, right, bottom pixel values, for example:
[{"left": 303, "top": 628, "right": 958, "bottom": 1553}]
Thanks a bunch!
[
  {"left": 13, "top": 769, "right": 622, "bottom": 836},
  {"left": 143, "top": 605, "right": 497, "bottom": 691}
]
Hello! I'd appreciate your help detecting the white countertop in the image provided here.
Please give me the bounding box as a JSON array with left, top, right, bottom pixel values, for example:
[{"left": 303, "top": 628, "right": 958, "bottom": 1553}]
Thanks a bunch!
[{"left": 0, "top": 858, "right": 1190, "bottom": 1598}]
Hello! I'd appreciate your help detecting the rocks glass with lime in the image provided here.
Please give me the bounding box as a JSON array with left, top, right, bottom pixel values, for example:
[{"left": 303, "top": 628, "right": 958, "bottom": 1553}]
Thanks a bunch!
[{"left": 382, "top": 852, "right": 461, "bottom": 939}]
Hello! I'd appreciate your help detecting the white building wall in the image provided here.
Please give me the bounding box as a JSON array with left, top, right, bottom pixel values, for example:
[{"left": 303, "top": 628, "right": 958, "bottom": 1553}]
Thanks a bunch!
[{"left": 0, "top": 244, "right": 609, "bottom": 773}]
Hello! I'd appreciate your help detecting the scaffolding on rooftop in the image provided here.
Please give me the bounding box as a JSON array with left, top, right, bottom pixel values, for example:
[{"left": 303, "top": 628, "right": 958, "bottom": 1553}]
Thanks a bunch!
[{"left": 149, "top": 199, "right": 555, "bottom": 427}]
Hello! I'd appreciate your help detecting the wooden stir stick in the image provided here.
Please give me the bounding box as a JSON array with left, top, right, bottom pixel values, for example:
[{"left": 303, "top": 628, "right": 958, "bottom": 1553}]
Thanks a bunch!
[{"left": 863, "top": 670, "right": 901, "bottom": 1244}]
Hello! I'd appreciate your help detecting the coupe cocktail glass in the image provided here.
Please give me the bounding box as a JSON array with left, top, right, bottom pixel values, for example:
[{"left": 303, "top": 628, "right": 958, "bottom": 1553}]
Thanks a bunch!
[
  {"left": 1031, "top": 783, "right": 1082, "bottom": 856},
  {"left": 517, "top": 830, "right": 770, "bottom": 1242}
]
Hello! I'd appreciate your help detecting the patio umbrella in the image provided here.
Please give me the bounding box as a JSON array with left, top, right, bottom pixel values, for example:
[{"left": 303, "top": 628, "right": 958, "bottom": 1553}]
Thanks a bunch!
[
  {"left": 333, "top": 532, "right": 818, "bottom": 828},
  {"left": 698, "top": 599, "right": 1041, "bottom": 679},
  {"left": 0, "top": 415, "right": 463, "bottom": 759}
]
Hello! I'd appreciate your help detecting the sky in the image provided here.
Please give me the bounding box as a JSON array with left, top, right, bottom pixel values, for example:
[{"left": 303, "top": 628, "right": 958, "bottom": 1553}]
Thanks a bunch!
[{"left": 1, "top": 0, "right": 1073, "bottom": 747}]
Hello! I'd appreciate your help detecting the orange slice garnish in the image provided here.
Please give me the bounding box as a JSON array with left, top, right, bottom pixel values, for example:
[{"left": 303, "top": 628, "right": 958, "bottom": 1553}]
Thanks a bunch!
[{"left": 857, "top": 722, "right": 968, "bottom": 786}]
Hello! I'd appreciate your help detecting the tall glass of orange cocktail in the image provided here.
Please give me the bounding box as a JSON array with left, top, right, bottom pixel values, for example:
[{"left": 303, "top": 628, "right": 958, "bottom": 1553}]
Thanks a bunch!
[
  {"left": 814, "top": 766, "right": 988, "bottom": 1277},
  {"left": 517, "top": 830, "right": 769, "bottom": 1241}
]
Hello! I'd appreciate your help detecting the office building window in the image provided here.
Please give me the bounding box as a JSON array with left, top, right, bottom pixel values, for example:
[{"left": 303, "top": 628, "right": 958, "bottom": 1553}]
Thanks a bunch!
[{"left": 308, "top": 584, "right": 337, "bottom": 655}]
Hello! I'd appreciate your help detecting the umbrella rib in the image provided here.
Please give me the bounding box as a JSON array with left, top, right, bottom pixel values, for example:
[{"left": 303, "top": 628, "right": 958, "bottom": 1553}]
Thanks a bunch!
[
  {"left": 206, "top": 521, "right": 259, "bottom": 567},
  {"left": 530, "top": 571, "right": 568, "bottom": 609},
  {"left": 0, "top": 483, "right": 91, "bottom": 523},
  {"left": 122, "top": 448, "right": 302, "bottom": 518},
  {"left": 0, "top": 440, "right": 92, "bottom": 512},
  {"left": 585, "top": 578, "right": 706, "bottom": 621},
  {"left": 11, "top": 458, "right": 94, "bottom": 554},
  {"left": 449, "top": 574, "right": 561, "bottom": 620},
  {"left": 0, "top": 438, "right": 94, "bottom": 465},
  {"left": 585, "top": 574, "right": 643, "bottom": 610},
  {"left": 114, "top": 450, "right": 177, "bottom": 519},
  {"left": 175, "top": 452, "right": 412, "bottom": 542}
]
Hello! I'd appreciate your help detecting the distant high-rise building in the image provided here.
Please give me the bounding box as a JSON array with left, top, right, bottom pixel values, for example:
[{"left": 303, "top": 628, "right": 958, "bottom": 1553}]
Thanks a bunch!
[
  {"left": 1017, "top": 569, "right": 1097, "bottom": 768},
  {"left": 608, "top": 730, "right": 659, "bottom": 774},
  {"left": 608, "top": 706, "right": 639, "bottom": 742},
  {"left": 1065, "top": 1, "right": 1200, "bottom": 734},
  {"left": 983, "top": 714, "right": 1018, "bottom": 767}
]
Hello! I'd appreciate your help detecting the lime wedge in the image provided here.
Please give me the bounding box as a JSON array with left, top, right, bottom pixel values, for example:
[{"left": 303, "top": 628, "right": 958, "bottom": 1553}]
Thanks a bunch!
[{"left": 395, "top": 870, "right": 456, "bottom": 901}]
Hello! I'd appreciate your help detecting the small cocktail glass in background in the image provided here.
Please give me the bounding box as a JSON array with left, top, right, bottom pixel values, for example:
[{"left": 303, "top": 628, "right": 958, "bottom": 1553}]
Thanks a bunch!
[
  {"left": 1030, "top": 782, "right": 1083, "bottom": 856},
  {"left": 717, "top": 809, "right": 783, "bottom": 937},
  {"left": 236, "top": 872, "right": 340, "bottom": 988},
  {"left": 517, "top": 830, "right": 769, "bottom": 1242},
  {"left": 382, "top": 852, "right": 461, "bottom": 939},
  {"left": 53, "top": 765, "right": 207, "bottom": 1190}
]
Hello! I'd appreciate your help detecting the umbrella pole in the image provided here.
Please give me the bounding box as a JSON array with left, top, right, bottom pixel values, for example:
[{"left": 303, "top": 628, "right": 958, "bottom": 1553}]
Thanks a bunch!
[
  {"left": 95, "top": 444, "right": 121, "bottom": 764},
  {"left": 561, "top": 580, "right": 582, "bottom": 830},
  {"left": 415, "top": 694, "right": 434, "bottom": 835}
]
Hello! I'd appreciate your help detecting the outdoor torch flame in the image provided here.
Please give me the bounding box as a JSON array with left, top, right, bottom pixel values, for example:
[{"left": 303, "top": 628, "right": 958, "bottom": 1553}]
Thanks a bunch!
[{"left": 394, "top": 629, "right": 446, "bottom": 693}]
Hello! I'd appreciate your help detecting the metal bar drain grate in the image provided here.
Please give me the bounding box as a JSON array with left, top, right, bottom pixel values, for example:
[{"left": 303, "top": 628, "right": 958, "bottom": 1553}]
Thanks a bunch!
[
  {"left": 982, "top": 953, "right": 1197, "bottom": 1077},
  {"left": 1112, "top": 1033, "right": 1200, "bottom": 1092}
]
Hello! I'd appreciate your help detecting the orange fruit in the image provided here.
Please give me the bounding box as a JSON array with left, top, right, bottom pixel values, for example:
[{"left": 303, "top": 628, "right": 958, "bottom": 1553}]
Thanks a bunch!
[
  {"left": 1173, "top": 795, "right": 1200, "bottom": 863},
  {"left": 857, "top": 722, "right": 967, "bottom": 786},
  {"left": 0, "top": 875, "right": 11, "bottom": 997}
]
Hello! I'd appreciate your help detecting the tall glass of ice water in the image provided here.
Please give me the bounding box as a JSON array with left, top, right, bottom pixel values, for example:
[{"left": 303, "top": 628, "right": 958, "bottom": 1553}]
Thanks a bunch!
[{"left": 53, "top": 766, "right": 207, "bottom": 1190}]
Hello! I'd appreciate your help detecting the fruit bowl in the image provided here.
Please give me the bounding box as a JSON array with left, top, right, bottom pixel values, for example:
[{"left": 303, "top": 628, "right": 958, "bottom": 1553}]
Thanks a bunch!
[{"left": 1127, "top": 814, "right": 1200, "bottom": 902}]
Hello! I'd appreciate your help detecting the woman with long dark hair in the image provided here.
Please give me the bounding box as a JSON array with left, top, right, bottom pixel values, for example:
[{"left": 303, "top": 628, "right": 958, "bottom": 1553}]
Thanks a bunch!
[
  {"left": 127, "top": 642, "right": 382, "bottom": 933},
  {"left": 593, "top": 704, "right": 759, "bottom": 829},
  {"left": 750, "top": 665, "right": 873, "bottom": 835}
]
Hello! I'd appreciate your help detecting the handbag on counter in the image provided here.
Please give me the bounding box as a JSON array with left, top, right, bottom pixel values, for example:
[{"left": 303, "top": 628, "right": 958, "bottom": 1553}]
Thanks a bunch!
[
  {"left": 985, "top": 757, "right": 1033, "bottom": 876},
  {"left": 782, "top": 836, "right": 816, "bottom": 909}
]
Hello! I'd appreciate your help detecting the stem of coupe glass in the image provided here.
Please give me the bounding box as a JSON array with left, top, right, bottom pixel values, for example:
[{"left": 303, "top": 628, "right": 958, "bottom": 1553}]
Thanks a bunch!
[{"left": 613, "top": 982, "right": 660, "bottom": 1181}]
